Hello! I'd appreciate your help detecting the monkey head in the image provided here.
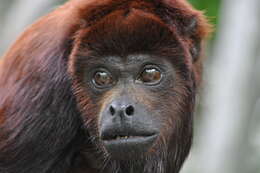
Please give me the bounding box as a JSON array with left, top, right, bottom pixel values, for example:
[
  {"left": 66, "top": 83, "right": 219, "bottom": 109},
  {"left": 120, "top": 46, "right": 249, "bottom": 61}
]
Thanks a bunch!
[{"left": 68, "top": 0, "right": 210, "bottom": 171}]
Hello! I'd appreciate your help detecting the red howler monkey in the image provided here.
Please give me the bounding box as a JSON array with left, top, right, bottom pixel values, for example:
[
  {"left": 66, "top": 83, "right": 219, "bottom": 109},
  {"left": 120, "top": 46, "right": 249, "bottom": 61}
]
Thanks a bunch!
[{"left": 0, "top": 0, "right": 210, "bottom": 173}]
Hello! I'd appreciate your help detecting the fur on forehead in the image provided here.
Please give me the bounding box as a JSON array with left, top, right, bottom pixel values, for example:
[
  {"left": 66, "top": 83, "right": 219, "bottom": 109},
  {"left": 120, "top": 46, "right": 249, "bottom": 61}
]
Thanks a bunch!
[
  {"left": 74, "top": 0, "right": 211, "bottom": 37},
  {"left": 75, "top": 8, "right": 182, "bottom": 57},
  {"left": 70, "top": 0, "right": 211, "bottom": 57}
]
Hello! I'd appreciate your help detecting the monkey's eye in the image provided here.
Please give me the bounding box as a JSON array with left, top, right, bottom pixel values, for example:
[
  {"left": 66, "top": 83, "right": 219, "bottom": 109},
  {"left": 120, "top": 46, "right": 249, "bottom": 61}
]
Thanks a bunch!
[
  {"left": 92, "top": 71, "right": 114, "bottom": 88},
  {"left": 137, "top": 67, "right": 162, "bottom": 85}
]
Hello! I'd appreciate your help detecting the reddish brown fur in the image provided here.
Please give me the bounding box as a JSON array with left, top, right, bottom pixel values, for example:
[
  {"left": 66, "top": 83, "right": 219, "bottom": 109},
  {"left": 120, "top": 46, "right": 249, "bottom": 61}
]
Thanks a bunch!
[{"left": 0, "top": 0, "right": 211, "bottom": 173}]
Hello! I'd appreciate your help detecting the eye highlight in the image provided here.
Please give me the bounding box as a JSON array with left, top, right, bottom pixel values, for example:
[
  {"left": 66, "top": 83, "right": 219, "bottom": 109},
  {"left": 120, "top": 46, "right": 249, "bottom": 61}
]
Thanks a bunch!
[
  {"left": 137, "top": 66, "right": 162, "bottom": 85},
  {"left": 92, "top": 70, "right": 114, "bottom": 88}
]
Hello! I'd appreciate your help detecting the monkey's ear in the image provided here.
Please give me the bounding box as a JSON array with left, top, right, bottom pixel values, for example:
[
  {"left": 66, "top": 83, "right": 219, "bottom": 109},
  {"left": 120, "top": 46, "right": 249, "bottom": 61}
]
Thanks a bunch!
[
  {"left": 160, "top": 0, "right": 211, "bottom": 62},
  {"left": 183, "top": 16, "right": 198, "bottom": 36},
  {"left": 176, "top": 16, "right": 200, "bottom": 62},
  {"left": 182, "top": 14, "right": 211, "bottom": 62}
]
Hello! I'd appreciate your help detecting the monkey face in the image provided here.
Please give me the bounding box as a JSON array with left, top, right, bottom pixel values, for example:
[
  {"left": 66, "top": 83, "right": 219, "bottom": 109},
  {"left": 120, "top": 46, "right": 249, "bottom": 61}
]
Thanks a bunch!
[
  {"left": 71, "top": 53, "right": 194, "bottom": 161},
  {"left": 68, "top": 10, "right": 196, "bottom": 163},
  {"left": 69, "top": 5, "right": 197, "bottom": 164},
  {"left": 86, "top": 54, "right": 177, "bottom": 159}
]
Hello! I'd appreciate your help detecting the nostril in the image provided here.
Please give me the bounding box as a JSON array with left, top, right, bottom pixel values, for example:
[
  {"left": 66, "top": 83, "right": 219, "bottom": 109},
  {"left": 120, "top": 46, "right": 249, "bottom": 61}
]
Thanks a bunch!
[
  {"left": 125, "top": 105, "right": 134, "bottom": 116},
  {"left": 109, "top": 106, "right": 116, "bottom": 116}
]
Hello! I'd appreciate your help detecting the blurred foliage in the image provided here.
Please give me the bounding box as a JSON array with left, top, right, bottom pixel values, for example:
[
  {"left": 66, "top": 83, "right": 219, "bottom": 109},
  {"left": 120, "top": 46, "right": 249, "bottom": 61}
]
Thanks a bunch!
[{"left": 188, "top": 0, "right": 221, "bottom": 27}]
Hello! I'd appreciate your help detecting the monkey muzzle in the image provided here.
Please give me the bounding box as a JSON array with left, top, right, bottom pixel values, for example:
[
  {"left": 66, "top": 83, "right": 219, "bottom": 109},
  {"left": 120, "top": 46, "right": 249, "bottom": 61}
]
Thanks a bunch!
[{"left": 99, "top": 96, "right": 159, "bottom": 159}]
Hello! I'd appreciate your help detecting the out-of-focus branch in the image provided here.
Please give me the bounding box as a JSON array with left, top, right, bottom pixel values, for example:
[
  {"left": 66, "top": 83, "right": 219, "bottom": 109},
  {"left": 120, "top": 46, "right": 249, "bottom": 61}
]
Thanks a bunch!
[
  {"left": 0, "top": 0, "right": 15, "bottom": 44},
  {"left": 182, "top": 0, "right": 260, "bottom": 173},
  {"left": 0, "top": 0, "right": 64, "bottom": 56},
  {"left": 248, "top": 25, "right": 260, "bottom": 172}
]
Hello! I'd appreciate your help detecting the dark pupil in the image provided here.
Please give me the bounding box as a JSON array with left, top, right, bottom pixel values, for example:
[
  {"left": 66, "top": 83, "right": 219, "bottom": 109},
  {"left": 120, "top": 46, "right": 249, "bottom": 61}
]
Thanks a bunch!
[
  {"left": 141, "top": 68, "right": 161, "bottom": 83},
  {"left": 94, "top": 71, "right": 112, "bottom": 86}
]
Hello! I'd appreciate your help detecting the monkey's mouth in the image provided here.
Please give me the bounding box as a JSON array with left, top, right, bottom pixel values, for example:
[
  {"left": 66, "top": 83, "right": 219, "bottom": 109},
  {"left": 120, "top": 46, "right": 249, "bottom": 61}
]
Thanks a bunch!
[
  {"left": 102, "top": 133, "right": 155, "bottom": 141},
  {"left": 102, "top": 133, "right": 157, "bottom": 142},
  {"left": 101, "top": 131, "right": 158, "bottom": 159},
  {"left": 101, "top": 129, "right": 158, "bottom": 141},
  {"left": 103, "top": 134, "right": 158, "bottom": 149}
]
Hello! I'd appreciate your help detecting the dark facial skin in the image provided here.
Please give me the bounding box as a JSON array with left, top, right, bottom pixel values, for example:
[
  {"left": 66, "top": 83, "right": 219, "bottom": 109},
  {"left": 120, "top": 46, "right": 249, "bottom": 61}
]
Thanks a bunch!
[{"left": 82, "top": 54, "right": 175, "bottom": 159}]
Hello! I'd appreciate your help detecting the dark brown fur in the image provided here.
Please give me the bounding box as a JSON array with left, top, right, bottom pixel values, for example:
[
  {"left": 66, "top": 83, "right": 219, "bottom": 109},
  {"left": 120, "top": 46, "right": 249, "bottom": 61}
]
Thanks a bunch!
[{"left": 0, "top": 0, "right": 211, "bottom": 173}]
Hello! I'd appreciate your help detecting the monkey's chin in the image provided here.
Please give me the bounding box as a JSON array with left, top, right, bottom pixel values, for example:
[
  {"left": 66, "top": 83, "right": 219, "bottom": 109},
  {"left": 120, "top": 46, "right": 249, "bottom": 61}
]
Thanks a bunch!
[{"left": 103, "top": 134, "right": 158, "bottom": 160}]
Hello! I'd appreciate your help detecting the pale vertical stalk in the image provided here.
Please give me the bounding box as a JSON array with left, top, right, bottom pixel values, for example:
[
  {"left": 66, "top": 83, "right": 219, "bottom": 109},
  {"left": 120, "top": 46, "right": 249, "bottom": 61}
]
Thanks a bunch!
[
  {"left": 0, "top": 0, "right": 63, "bottom": 56},
  {"left": 182, "top": 0, "right": 260, "bottom": 173}
]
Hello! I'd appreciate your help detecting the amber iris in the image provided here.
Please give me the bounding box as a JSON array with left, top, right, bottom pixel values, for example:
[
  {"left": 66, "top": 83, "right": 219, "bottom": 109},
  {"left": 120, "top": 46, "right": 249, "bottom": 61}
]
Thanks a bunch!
[
  {"left": 93, "top": 71, "right": 114, "bottom": 87},
  {"left": 138, "top": 68, "right": 162, "bottom": 84}
]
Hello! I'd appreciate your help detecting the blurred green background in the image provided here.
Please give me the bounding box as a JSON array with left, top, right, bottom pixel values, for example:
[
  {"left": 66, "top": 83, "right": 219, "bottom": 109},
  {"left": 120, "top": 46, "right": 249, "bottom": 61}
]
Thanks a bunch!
[{"left": 189, "top": 0, "right": 220, "bottom": 26}]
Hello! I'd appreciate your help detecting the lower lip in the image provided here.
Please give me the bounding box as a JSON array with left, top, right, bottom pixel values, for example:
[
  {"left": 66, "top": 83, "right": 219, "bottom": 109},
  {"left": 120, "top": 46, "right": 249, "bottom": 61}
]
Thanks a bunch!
[
  {"left": 103, "top": 134, "right": 158, "bottom": 146},
  {"left": 102, "top": 134, "right": 159, "bottom": 159}
]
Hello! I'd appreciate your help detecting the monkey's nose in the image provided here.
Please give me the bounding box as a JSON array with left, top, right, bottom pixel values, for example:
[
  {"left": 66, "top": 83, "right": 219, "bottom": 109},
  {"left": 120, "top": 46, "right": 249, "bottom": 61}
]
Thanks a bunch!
[{"left": 108, "top": 103, "right": 135, "bottom": 117}]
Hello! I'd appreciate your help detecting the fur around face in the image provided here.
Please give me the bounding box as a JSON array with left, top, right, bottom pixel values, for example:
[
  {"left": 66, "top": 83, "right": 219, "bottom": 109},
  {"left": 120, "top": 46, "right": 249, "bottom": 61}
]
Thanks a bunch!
[{"left": 0, "top": 0, "right": 211, "bottom": 173}]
